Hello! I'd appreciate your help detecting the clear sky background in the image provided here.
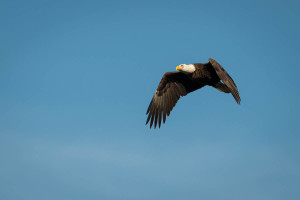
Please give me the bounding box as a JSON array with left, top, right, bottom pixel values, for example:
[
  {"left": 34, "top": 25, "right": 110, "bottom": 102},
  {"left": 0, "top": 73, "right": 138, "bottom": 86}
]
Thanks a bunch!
[{"left": 1, "top": 0, "right": 300, "bottom": 199}]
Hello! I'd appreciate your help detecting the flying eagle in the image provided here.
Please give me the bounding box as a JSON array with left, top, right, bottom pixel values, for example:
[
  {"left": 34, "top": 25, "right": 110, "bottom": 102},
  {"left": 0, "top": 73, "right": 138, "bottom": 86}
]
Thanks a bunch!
[{"left": 146, "top": 58, "right": 241, "bottom": 128}]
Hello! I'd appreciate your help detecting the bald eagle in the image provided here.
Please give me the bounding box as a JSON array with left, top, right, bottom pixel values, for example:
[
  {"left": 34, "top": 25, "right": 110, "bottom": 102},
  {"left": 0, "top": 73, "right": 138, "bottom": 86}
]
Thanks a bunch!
[{"left": 146, "top": 58, "right": 241, "bottom": 128}]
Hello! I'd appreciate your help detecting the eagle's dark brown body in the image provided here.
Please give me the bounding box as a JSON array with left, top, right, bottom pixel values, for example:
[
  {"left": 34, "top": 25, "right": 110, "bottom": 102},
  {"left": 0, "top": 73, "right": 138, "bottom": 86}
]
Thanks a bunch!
[
  {"left": 191, "top": 63, "right": 221, "bottom": 86},
  {"left": 146, "top": 58, "right": 241, "bottom": 128}
]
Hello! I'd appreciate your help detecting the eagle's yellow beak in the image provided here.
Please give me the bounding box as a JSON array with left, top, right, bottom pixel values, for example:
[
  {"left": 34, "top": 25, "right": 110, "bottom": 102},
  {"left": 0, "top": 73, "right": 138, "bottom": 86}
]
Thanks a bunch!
[{"left": 176, "top": 66, "right": 183, "bottom": 70}]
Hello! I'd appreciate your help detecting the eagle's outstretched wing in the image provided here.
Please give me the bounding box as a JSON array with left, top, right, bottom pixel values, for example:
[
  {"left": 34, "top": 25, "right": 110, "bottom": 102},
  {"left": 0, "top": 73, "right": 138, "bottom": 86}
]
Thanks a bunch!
[
  {"left": 209, "top": 58, "right": 241, "bottom": 104},
  {"left": 146, "top": 72, "right": 203, "bottom": 128}
]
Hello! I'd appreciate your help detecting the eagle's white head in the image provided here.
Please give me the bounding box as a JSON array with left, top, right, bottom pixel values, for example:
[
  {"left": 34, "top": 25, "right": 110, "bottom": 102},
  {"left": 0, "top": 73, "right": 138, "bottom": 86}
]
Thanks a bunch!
[{"left": 176, "top": 64, "right": 196, "bottom": 73}]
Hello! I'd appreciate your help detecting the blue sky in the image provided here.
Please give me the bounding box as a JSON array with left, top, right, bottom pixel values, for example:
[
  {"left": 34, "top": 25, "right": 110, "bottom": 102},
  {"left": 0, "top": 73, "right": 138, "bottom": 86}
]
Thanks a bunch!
[{"left": 1, "top": 0, "right": 300, "bottom": 199}]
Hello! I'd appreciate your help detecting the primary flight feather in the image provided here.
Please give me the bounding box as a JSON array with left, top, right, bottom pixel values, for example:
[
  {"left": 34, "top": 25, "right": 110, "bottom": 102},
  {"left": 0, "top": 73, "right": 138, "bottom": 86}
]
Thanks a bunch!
[{"left": 146, "top": 58, "right": 241, "bottom": 128}]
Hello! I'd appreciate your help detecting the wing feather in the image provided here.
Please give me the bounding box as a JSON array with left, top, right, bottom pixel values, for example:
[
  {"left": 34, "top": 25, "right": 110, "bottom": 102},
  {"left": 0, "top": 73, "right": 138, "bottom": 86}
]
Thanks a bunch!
[
  {"left": 209, "top": 58, "right": 241, "bottom": 104},
  {"left": 146, "top": 72, "right": 203, "bottom": 128}
]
